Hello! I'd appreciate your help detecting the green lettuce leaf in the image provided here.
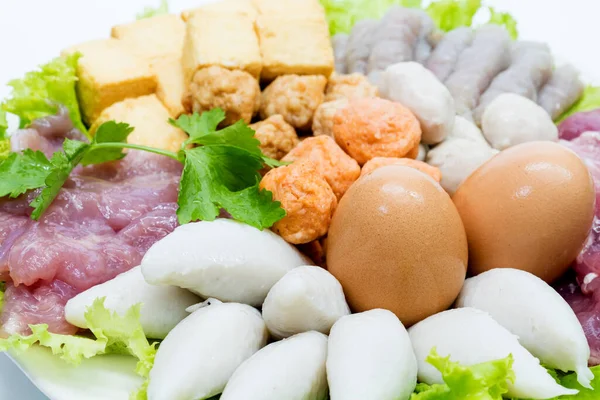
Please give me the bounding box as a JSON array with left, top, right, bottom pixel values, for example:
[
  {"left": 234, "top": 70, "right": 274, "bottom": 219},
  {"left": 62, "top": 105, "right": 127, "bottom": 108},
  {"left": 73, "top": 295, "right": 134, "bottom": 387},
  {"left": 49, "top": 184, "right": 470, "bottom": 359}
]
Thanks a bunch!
[
  {"left": 320, "top": 0, "right": 519, "bottom": 38},
  {"left": 1, "top": 53, "right": 87, "bottom": 136},
  {"left": 547, "top": 366, "right": 600, "bottom": 399},
  {"left": 0, "top": 110, "right": 7, "bottom": 140},
  {"left": 0, "top": 298, "right": 156, "bottom": 395},
  {"left": 137, "top": 0, "right": 169, "bottom": 20},
  {"left": 556, "top": 86, "right": 600, "bottom": 123},
  {"left": 411, "top": 349, "right": 515, "bottom": 400}
]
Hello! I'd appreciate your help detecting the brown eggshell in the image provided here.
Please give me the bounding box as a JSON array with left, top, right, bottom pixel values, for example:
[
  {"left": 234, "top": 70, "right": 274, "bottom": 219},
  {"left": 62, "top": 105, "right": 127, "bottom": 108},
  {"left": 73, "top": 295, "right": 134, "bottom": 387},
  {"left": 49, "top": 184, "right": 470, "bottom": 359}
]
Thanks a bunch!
[
  {"left": 326, "top": 165, "right": 468, "bottom": 326},
  {"left": 452, "top": 141, "right": 595, "bottom": 283}
]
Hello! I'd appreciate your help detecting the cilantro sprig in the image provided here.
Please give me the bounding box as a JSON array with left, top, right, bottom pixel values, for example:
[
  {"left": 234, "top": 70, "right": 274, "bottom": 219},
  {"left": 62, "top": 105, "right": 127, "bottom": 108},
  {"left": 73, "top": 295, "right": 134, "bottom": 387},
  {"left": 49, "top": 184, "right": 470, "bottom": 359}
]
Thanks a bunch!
[{"left": 0, "top": 109, "right": 286, "bottom": 230}]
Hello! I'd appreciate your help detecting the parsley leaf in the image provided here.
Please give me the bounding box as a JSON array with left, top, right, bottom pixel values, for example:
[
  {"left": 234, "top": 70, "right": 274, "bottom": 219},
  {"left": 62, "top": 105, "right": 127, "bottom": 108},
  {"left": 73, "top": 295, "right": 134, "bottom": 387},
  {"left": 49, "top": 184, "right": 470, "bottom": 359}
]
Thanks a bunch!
[
  {"left": 0, "top": 150, "right": 53, "bottom": 198},
  {"left": 81, "top": 121, "right": 133, "bottom": 165},
  {"left": 170, "top": 108, "right": 226, "bottom": 146},
  {"left": 30, "top": 139, "right": 88, "bottom": 220},
  {"left": 2, "top": 53, "right": 87, "bottom": 136}
]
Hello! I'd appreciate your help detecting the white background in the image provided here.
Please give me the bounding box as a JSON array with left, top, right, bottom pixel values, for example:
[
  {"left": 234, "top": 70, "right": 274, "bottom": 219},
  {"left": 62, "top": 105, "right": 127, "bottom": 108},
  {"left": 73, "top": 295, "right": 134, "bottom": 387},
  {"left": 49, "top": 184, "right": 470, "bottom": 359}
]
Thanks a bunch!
[{"left": 0, "top": 0, "right": 599, "bottom": 398}]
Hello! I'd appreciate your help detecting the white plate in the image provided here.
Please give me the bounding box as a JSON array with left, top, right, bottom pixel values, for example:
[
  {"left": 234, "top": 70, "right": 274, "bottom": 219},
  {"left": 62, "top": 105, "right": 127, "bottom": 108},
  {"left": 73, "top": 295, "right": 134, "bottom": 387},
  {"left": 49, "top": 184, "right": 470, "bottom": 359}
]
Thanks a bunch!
[{"left": 1, "top": 0, "right": 599, "bottom": 399}]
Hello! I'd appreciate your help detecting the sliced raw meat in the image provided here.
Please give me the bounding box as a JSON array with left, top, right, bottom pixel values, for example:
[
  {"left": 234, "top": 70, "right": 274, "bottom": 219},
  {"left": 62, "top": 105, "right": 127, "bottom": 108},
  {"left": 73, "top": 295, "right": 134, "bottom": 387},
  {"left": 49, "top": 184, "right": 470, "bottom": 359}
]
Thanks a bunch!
[
  {"left": 0, "top": 114, "right": 182, "bottom": 335},
  {"left": 539, "top": 64, "right": 585, "bottom": 120},
  {"left": 444, "top": 25, "right": 511, "bottom": 121},
  {"left": 473, "top": 41, "right": 553, "bottom": 125},
  {"left": 558, "top": 108, "right": 600, "bottom": 141},
  {"left": 425, "top": 27, "right": 473, "bottom": 82}
]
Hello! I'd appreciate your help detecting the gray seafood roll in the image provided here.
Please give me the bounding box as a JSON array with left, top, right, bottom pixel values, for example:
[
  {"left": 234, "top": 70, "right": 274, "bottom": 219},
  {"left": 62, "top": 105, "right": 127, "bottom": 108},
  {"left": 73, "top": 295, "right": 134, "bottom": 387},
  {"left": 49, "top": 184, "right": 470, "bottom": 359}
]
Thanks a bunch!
[
  {"left": 444, "top": 25, "right": 512, "bottom": 121},
  {"left": 367, "top": 7, "right": 421, "bottom": 76},
  {"left": 538, "top": 64, "right": 585, "bottom": 120},
  {"left": 346, "top": 19, "right": 378, "bottom": 74},
  {"left": 332, "top": 34, "right": 349, "bottom": 74},
  {"left": 425, "top": 27, "right": 473, "bottom": 82},
  {"left": 414, "top": 10, "right": 436, "bottom": 64},
  {"left": 473, "top": 41, "right": 553, "bottom": 125}
]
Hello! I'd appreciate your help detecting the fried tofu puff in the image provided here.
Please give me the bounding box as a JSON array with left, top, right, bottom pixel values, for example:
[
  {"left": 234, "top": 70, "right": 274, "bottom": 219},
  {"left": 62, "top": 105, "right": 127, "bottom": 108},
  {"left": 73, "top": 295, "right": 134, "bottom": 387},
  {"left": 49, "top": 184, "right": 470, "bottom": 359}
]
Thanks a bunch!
[
  {"left": 260, "top": 162, "right": 337, "bottom": 245},
  {"left": 324, "top": 73, "right": 379, "bottom": 102},
  {"left": 361, "top": 157, "right": 442, "bottom": 182},
  {"left": 250, "top": 115, "right": 300, "bottom": 160},
  {"left": 282, "top": 136, "right": 360, "bottom": 200},
  {"left": 260, "top": 75, "right": 327, "bottom": 130},
  {"left": 183, "top": 66, "right": 260, "bottom": 126},
  {"left": 312, "top": 99, "right": 349, "bottom": 138},
  {"left": 333, "top": 98, "right": 422, "bottom": 165}
]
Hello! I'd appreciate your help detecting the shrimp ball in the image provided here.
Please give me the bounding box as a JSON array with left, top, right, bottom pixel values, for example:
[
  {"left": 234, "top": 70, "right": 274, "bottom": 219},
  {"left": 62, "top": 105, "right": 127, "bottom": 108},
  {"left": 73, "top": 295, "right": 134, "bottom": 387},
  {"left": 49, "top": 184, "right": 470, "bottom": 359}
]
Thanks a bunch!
[
  {"left": 312, "top": 99, "right": 349, "bottom": 137},
  {"left": 361, "top": 157, "right": 442, "bottom": 182},
  {"left": 183, "top": 66, "right": 260, "bottom": 126},
  {"left": 260, "top": 75, "right": 327, "bottom": 130},
  {"left": 333, "top": 98, "right": 421, "bottom": 165},
  {"left": 380, "top": 62, "right": 455, "bottom": 145},
  {"left": 250, "top": 115, "right": 299, "bottom": 160},
  {"left": 482, "top": 93, "right": 558, "bottom": 150},
  {"left": 325, "top": 73, "right": 379, "bottom": 102},
  {"left": 282, "top": 136, "right": 360, "bottom": 200},
  {"left": 260, "top": 162, "right": 337, "bottom": 244}
]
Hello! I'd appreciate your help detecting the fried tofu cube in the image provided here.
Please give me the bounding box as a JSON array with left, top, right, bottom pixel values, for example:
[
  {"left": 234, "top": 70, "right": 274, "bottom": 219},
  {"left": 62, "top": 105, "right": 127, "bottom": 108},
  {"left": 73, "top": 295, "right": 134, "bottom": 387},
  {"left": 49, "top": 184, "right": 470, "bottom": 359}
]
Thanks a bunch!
[
  {"left": 257, "top": 16, "right": 334, "bottom": 80},
  {"left": 252, "top": 0, "right": 324, "bottom": 16},
  {"left": 182, "top": 0, "right": 258, "bottom": 21},
  {"left": 111, "top": 14, "right": 186, "bottom": 62},
  {"left": 62, "top": 39, "right": 156, "bottom": 124},
  {"left": 152, "top": 57, "right": 186, "bottom": 117},
  {"left": 90, "top": 94, "right": 187, "bottom": 152},
  {"left": 182, "top": 12, "right": 262, "bottom": 85}
]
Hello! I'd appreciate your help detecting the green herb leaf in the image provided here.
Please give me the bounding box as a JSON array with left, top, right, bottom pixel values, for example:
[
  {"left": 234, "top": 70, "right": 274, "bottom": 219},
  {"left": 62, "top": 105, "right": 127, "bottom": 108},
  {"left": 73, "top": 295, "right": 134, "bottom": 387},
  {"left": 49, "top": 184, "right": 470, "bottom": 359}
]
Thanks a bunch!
[
  {"left": 426, "top": 0, "right": 481, "bottom": 32},
  {"left": 137, "top": 0, "right": 169, "bottom": 20},
  {"left": 0, "top": 150, "right": 53, "bottom": 198},
  {"left": 411, "top": 348, "right": 514, "bottom": 400},
  {"left": 81, "top": 121, "right": 133, "bottom": 165},
  {"left": 170, "top": 108, "right": 226, "bottom": 147},
  {"left": 1, "top": 53, "right": 88, "bottom": 136},
  {"left": 487, "top": 7, "right": 518, "bottom": 40}
]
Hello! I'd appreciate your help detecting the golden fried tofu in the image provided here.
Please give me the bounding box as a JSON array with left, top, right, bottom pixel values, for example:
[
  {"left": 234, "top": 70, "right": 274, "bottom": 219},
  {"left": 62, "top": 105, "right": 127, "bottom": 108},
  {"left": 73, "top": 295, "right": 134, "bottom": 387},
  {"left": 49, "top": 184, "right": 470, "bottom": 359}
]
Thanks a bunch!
[
  {"left": 152, "top": 57, "right": 186, "bottom": 118},
  {"left": 252, "top": 0, "right": 324, "bottom": 16},
  {"left": 182, "top": 0, "right": 258, "bottom": 21},
  {"left": 182, "top": 12, "right": 262, "bottom": 85},
  {"left": 62, "top": 39, "right": 156, "bottom": 124},
  {"left": 111, "top": 14, "right": 185, "bottom": 62},
  {"left": 256, "top": 16, "right": 334, "bottom": 80},
  {"left": 90, "top": 94, "right": 187, "bottom": 152}
]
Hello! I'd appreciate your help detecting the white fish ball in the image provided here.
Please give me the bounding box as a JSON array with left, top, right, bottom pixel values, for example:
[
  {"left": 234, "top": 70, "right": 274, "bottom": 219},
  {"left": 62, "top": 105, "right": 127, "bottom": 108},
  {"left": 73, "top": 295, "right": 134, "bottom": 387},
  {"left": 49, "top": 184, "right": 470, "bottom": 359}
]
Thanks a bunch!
[
  {"left": 262, "top": 265, "right": 350, "bottom": 339},
  {"left": 448, "top": 115, "right": 490, "bottom": 145},
  {"left": 416, "top": 143, "right": 428, "bottom": 161},
  {"left": 426, "top": 138, "right": 498, "bottom": 195},
  {"left": 482, "top": 93, "right": 558, "bottom": 150},
  {"left": 380, "top": 62, "right": 455, "bottom": 145},
  {"left": 148, "top": 302, "right": 268, "bottom": 400},
  {"left": 327, "top": 309, "right": 417, "bottom": 400},
  {"left": 408, "top": 308, "right": 578, "bottom": 399},
  {"left": 65, "top": 266, "right": 199, "bottom": 339},
  {"left": 221, "top": 331, "right": 328, "bottom": 400},
  {"left": 141, "top": 219, "right": 310, "bottom": 307},
  {"left": 456, "top": 268, "right": 594, "bottom": 388}
]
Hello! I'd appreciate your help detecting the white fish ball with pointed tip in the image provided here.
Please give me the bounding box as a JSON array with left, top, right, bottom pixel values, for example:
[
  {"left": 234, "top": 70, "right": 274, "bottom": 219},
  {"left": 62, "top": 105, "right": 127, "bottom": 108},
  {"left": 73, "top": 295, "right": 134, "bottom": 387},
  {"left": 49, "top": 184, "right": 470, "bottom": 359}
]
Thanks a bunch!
[
  {"left": 408, "top": 308, "right": 578, "bottom": 399},
  {"left": 426, "top": 138, "right": 498, "bottom": 195},
  {"left": 326, "top": 309, "right": 417, "bottom": 400},
  {"left": 482, "top": 93, "right": 558, "bottom": 150},
  {"left": 64, "top": 266, "right": 199, "bottom": 339},
  {"left": 141, "top": 219, "right": 310, "bottom": 307},
  {"left": 221, "top": 331, "right": 328, "bottom": 400},
  {"left": 456, "top": 268, "right": 594, "bottom": 388},
  {"left": 262, "top": 265, "right": 350, "bottom": 339},
  {"left": 148, "top": 302, "right": 268, "bottom": 400},
  {"left": 380, "top": 61, "right": 455, "bottom": 145}
]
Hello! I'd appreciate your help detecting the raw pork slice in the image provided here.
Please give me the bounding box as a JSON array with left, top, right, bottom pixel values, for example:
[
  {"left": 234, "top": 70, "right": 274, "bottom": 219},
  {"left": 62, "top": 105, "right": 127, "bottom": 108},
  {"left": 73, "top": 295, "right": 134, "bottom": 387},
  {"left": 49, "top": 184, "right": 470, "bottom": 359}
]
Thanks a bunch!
[{"left": 0, "top": 111, "right": 182, "bottom": 335}]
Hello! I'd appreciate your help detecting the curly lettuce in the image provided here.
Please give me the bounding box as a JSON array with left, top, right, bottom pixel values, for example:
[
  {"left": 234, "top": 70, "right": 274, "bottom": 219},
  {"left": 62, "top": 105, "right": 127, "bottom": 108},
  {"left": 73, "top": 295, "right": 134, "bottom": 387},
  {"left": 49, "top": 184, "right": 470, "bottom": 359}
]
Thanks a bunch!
[
  {"left": 320, "top": 0, "right": 518, "bottom": 38},
  {"left": 0, "top": 298, "right": 156, "bottom": 397},
  {"left": 1, "top": 53, "right": 87, "bottom": 136},
  {"left": 137, "top": 0, "right": 169, "bottom": 20},
  {"left": 411, "top": 349, "right": 514, "bottom": 399},
  {"left": 0, "top": 111, "right": 9, "bottom": 162}
]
